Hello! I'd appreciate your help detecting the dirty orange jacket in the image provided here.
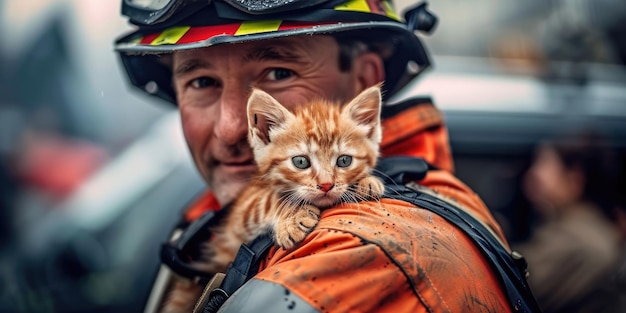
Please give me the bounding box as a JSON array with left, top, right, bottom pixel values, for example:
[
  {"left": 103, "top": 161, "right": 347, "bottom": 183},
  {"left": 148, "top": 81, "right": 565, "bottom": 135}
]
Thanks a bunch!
[{"left": 186, "top": 99, "right": 512, "bottom": 312}]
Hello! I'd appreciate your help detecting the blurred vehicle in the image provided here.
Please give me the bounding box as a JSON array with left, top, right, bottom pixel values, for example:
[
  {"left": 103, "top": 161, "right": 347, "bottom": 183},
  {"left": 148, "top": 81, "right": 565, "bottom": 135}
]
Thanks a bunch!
[{"left": 0, "top": 112, "right": 205, "bottom": 313}]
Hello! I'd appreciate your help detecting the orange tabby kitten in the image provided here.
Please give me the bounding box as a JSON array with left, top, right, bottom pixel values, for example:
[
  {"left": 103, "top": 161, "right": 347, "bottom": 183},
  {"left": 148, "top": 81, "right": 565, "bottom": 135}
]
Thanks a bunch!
[{"left": 159, "top": 85, "right": 385, "bottom": 313}]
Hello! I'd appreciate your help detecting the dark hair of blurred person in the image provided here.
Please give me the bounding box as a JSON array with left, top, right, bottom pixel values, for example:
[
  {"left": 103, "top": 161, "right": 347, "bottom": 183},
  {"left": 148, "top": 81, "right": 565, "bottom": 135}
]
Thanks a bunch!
[{"left": 514, "top": 130, "right": 623, "bottom": 313}]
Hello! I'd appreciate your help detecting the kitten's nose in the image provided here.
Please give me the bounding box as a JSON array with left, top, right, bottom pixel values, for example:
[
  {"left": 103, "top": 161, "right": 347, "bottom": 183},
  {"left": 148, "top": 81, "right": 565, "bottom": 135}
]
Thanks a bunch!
[{"left": 317, "top": 183, "right": 334, "bottom": 193}]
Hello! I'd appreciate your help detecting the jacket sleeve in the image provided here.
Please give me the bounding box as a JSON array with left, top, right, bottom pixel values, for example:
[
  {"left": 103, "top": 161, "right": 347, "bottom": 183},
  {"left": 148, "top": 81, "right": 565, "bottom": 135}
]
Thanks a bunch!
[{"left": 217, "top": 279, "right": 319, "bottom": 313}]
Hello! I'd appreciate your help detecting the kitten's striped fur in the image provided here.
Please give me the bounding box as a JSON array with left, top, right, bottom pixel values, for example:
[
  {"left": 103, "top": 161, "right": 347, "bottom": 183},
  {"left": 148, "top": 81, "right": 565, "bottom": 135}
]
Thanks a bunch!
[{"left": 159, "top": 85, "right": 384, "bottom": 313}]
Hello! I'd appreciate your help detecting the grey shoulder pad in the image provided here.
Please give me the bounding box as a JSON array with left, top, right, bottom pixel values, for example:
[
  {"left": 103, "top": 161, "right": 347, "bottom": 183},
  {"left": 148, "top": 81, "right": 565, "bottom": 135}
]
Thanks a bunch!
[{"left": 217, "top": 279, "right": 319, "bottom": 313}]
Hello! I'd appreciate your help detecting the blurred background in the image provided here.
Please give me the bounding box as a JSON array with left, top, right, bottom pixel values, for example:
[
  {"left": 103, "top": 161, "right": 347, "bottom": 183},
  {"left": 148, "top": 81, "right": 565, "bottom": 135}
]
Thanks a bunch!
[{"left": 0, "top": 0, "right": 624, "bottom": 312}]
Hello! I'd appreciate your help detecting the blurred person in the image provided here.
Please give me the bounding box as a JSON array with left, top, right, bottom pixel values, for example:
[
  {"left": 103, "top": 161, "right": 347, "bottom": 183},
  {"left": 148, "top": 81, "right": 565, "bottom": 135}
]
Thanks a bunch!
[
  {"left": 115, "top": 1, "right": 539, "bottom": 312},
  {"left": 561, "top": 164, "right": 626, "bottom": 313},
  {"left": 515, "top": 131, "right": 622, "bottom": 313}
]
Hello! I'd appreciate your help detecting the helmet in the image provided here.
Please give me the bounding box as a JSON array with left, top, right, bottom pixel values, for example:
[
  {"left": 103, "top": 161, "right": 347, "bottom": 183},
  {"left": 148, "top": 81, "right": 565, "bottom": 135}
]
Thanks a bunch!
[{"left": 115, "top": 0, "right": 437, "bottom": 105}]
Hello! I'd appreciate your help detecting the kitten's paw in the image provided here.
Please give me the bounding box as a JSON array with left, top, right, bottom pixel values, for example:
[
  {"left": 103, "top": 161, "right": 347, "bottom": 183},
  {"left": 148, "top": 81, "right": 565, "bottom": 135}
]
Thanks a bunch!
[
  {"left": 356, "top": 176, "right": 385, "bottom": 199},
  {"left": 274, "top": 205, "right": 320, "bottom": 249}
]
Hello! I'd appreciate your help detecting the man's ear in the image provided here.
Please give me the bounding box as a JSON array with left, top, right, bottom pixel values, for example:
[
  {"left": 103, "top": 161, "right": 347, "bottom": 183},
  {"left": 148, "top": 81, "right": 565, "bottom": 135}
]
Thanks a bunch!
[
  {"left": 247, "top": 89, "right": 292, "bottom": 146},
  {"left": 352, "top": 52, "right": 385, "bottom": 94}
]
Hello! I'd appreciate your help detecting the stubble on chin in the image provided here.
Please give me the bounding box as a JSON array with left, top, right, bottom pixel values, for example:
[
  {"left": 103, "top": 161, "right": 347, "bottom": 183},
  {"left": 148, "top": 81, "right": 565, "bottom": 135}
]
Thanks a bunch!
[{"left": 209, "top": 171, "right": 252, "bottom": 207}]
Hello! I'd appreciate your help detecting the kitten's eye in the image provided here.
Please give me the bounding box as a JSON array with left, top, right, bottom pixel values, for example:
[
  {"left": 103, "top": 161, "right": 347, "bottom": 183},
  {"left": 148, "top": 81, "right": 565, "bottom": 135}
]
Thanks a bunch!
[
  {"left": 266, "top": 68, "right": 294, "bottom": 81},
  {"left": 336, "top": 155, "right": 352, "bottom": 168},
  {"left": 292, "top": 156, "right": 310, "bottom": 169}
]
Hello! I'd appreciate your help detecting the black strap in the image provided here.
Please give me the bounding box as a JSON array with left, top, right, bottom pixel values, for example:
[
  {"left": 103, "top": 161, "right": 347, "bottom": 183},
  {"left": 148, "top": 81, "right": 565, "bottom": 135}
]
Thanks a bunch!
[
  {"left": 383, "top": 183, "right": 541, "bottom": 312},
  {"left": 374, "top": 156, "right": 433, "bottom": 184},
  {"left": 375, "top": 156, "right": 540, "bottom": 312},
  {"left": 203, "top": 233, "right": 274, "bottom": 313},
  {"left": 161, "top": 208, "right": 229, "bottom": 284}
]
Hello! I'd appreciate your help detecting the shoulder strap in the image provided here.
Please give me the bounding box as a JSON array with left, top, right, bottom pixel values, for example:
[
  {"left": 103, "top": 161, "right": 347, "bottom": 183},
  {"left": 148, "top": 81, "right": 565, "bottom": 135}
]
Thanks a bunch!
[
  {"left": 374, "top": 155, "right": 437, "bottom": 184},
  {"left": 160, "top": 207, "right": 275, "bottom": 313},
  {"left": 199, "top": 233, "right": 274, "bottom": 313},
  {"left": 377, "top": 157, "right": 541, "bottom": 313}
]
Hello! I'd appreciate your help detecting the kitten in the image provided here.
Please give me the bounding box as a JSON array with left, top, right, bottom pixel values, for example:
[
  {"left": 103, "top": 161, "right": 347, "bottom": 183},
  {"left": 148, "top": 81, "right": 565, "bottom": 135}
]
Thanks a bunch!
[{"left": 159, "top": 85, "right": 385, "bottom": 313}]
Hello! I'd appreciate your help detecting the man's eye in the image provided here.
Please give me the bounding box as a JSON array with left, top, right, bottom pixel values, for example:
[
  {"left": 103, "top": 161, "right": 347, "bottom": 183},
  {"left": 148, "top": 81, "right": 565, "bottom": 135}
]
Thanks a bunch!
[
  {"left": 266, "top": 68, "right": 294, "bottom": 81},
  {"left": 190, "top": 77, "right": 218, "bottom": 89}
]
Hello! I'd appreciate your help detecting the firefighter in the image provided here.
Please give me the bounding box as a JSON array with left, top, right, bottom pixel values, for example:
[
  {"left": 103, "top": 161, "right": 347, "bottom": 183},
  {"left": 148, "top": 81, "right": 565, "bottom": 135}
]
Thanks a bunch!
[{"left": 115, "top": 1, "right": 536, "bottom": 312}]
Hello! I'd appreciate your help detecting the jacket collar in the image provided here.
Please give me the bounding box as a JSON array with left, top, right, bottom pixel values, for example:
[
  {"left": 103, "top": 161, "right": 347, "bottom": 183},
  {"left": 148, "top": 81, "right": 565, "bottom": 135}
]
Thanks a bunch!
[{"left": 381, "top": 97, "right": 454, "bottom": 173}]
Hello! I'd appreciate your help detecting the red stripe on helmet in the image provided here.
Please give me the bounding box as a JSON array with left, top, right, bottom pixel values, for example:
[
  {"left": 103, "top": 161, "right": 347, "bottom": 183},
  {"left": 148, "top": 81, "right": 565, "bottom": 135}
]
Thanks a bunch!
[
  {"left": 140, "top": 33, "right": 161, "bottom": 44},
  {"left": 177, "top": 24, "right": 241, "bottom": 44}
]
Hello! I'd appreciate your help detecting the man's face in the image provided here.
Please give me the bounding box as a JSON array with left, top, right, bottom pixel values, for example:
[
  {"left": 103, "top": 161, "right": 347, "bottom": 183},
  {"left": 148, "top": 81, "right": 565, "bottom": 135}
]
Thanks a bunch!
[{"left": 172, "top": 36, "right": 376, "bottom": 206}]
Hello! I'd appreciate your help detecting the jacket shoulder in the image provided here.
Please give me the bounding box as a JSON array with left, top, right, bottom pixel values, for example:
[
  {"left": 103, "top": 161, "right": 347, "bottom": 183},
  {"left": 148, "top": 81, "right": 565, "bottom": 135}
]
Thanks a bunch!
[{"left": 255, "top": 198, "right": 511, "bottom": 312}]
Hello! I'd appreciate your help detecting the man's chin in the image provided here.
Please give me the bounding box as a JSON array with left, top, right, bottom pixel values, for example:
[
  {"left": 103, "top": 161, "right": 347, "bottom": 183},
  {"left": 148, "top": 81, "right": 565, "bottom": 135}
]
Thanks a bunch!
[{"left": 210, "top": 171, "right": 255, "bottom": 206}]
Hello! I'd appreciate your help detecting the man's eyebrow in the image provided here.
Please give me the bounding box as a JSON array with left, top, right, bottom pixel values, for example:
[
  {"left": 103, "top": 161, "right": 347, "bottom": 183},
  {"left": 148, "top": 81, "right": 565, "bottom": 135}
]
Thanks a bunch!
[
  {"left": 242, "top": 45, "right": 308, "bottom": 64},
  {"left": 173, "top": 58, "right": 211, "bottom": 77}
]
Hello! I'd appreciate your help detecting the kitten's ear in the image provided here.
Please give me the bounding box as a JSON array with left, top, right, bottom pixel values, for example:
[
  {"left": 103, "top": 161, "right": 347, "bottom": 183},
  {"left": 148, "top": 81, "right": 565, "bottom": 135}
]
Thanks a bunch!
[
  {"left": 342, "top": 84, "right": 383, "bottom": 141},
  {"left": 247, "top": 88, "right": 293, "bottom": 145}
]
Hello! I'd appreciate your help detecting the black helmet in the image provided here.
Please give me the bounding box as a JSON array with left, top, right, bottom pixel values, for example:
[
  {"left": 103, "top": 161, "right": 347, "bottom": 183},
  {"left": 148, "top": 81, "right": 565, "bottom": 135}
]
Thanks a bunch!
[{"left": 115, "top": 0, "right": 437, "bottom": 105}]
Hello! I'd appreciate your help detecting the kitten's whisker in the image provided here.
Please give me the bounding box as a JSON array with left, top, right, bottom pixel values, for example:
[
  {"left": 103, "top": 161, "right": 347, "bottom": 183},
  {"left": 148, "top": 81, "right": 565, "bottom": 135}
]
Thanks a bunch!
[
  {"left": 277, "top": 193, "right": 298, "bottom": 212},
  {"left": 338, "top": 193, "right": 353, "bottom": 206},
  {"left": 344, "top": 190, "right": 362, "bottom": 203},
  {"left": 274, "top": 193, "right": 298, "bottom": 222},
  {"left": 346, "top": 186, "right": 371, "bottom": 202},
  {"left": 343, "top": 190, "right": 358, "bottom": 205},
  {"left": 371, "top": 169, "right": 400, "bottom": 187},
  {"left": 345, "top": 189, "right": 359, "bottom": 201},
  {"left": 371, "top": 169, "right": 406, "bottom": 198},
  {"left": 347, "top": 191, "right": 365, "bottom": 214}
]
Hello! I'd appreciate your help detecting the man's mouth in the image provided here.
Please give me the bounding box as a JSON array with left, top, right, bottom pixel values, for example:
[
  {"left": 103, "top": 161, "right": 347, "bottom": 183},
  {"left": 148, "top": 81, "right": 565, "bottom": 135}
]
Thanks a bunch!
[
  {"left": 221, "top": 159, "right": 255, "bottom": 167},
  {"left": 215, "top": 159, "right": 257, "bottom": 175}
]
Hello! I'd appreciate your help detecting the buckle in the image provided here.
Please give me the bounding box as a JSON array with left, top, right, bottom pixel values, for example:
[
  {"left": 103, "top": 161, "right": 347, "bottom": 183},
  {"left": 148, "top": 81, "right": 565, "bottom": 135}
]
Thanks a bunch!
[{"left": 160, "top": 209, "right": 227, "bottom": 284}]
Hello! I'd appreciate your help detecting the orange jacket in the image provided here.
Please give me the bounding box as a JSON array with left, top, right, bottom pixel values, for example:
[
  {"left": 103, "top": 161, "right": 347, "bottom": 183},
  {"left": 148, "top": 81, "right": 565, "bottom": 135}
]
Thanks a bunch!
[{"left": 185, "top": 99, "right": 512, "bottom": 312}]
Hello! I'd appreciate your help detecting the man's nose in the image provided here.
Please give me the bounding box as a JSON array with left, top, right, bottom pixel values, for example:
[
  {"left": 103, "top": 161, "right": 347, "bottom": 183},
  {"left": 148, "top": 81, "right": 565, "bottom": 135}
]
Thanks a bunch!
[{"left": 215, "top": 85, "right": 249, "bottom": 145}]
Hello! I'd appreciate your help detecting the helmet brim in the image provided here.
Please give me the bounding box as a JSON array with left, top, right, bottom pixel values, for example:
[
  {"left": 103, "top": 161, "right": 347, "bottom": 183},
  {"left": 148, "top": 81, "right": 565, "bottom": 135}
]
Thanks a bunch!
[{"left": 115, "top": 20, "right": 430, "bottom": 105}]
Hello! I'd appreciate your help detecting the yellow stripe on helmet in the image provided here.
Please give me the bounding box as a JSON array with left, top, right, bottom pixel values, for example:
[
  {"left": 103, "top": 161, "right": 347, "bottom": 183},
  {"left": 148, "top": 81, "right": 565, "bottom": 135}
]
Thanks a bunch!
[
  {"left": 335, "top": 0, "right": 400, "bottom": 21},
  {"left": 150, "top": 26, "right": 191, "bottom": 45},
  {"left": 334, "top": 0, "right": 371, "bottom": 13},
  {"left": 235, "top": 20, "right": 282, "bottom": 36}
]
